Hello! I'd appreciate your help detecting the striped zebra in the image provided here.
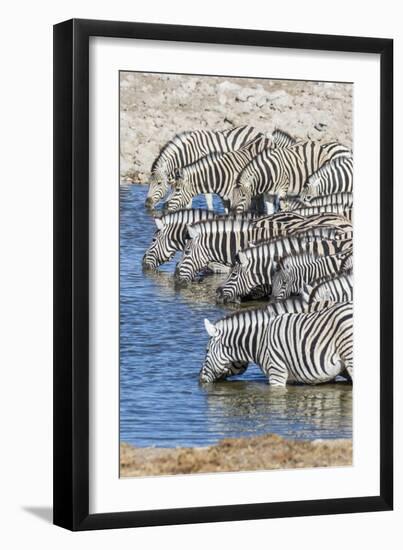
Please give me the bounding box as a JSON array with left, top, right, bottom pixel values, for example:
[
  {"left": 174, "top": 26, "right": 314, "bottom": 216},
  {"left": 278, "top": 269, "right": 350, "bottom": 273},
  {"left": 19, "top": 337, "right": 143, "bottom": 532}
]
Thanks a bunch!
[
  {"left": 286, "top": 204, "right": 353, "bottom": 222},
  {"left": 216, "top": 231, "right": 353, "bottom": 303},
  {"left": 165, "top": 136, "right": 270, "bottom": 212},
  {"left": 142, "top": 209, "right": 216, "bottom": 269},
  {"left": 279, "top": 192, "right": 353, "bottom": 211},
  {"left": 174, "top": 213, "right": 303, "bottom": 282},
  {"left": 200, "top": 301, "right": 353, "bottom": 385},
  {"left": 251, "top": 212, "right": 353, "bottom": 238},
  {"left": 272, "top": 251, "right": 353, "bottom": 300},
  {"left": 302, "top": 273, "right": 353, "bottom": 305},
  {"left": 231, "top": 141, "right": 351, "bottom": 212},
  {"left": 301, "top": 155, "right": 353, "bottom": 201},
  {"left": 146, "top": 126, "right": 263, "bottom": 208},
  {"left": 263, "top": 302, "right": 353, "bottom": 385}
]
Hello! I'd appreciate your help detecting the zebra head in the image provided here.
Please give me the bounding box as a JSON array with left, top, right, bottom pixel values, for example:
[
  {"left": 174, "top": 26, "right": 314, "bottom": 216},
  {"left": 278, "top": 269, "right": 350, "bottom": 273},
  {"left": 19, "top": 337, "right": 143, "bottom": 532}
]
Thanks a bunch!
[
  {"left": 164, "top": 168, "right": 193, "bottom": 211},
  {"left": 142, "top": 217, "right": 180, "bottom": 269},
  {"left": 216, "top": 247, "right": 273, "bottom": 304},
  {"left": 300, "top": 173, "right": 322, "bottom": 203},
  {"left": 200, "top": 318, "right": 248, "bottom": 383},
  {"left": 145, "top": 167, "right": 171, "bottom": 208},
  {"left": 232, "top": 169, "right": 256, "bottom": 213},
  {"left": 174, "top": 225, "right": 208, "bottom": 282},
  {"left": 271, "top": 263, "right": 293, "bottom": 300}
]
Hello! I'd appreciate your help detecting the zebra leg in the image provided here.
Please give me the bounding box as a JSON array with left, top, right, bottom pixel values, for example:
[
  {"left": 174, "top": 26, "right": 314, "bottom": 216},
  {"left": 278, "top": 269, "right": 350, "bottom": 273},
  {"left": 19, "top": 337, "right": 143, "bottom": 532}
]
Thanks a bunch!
[
  {"left": 262, "top": 357, "right": 288, "bottom": 386},
  {"left": 205, "top": 193, "right": 214, "bottom": 211}
]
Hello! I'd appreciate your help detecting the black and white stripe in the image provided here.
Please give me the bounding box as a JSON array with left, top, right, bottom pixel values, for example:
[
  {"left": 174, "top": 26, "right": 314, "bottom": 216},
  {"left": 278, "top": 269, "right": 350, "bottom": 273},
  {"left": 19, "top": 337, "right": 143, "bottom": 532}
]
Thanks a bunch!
[
  {"left": 216, "top": 230, "right": 351, "bottom": 303},
  {"left": 200, "top": 301, "right": 353, "bottom": 385},
  {"left": 146, "top": 126, "right": 263, "bottom": 207},
  {"left": 271, "top": 251, "right": 352, "bottom": 299},
  {"left": 302, "top": 273, "right": 353, "bottom": 305},
  {"left": 174, "top": 215, "right": 293, "bottom": 282},
  {"left": 165, "top": 136, "right": 270, "bottom": 211},
  {"left": 142, "top": 209, "right": 216, "bottom": 269},
  {"left": 264, "top": 302, "right": 353, "bottom": 385},
  {"left": 232, "top": 141, "right": 351, "bottom": 212},
  {"left": 301, "top": 155, "right": 353, "bottom": 201}
]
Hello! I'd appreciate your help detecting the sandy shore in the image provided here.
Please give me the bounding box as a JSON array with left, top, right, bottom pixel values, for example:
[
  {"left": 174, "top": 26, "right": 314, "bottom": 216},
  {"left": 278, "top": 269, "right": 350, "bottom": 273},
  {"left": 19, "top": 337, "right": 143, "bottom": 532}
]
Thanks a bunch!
[
  {"left": 120, "top": 434, "right": 352, "bottom": 477},
  {"left": 120, "top": 72, "right": 352, "bottom": 183}
]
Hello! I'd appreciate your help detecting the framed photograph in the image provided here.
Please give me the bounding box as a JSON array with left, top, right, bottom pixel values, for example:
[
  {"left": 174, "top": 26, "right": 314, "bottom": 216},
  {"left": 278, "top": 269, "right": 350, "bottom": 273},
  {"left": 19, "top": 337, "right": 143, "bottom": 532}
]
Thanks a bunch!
[{"left": 53, "top": 19, "right": 393, "bottom": 530}]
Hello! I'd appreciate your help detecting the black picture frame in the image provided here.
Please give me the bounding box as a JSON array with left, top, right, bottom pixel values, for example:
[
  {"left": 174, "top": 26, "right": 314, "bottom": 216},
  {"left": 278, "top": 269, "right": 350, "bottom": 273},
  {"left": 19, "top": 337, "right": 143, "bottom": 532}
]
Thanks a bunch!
[{"left": 53, "top": 18, "right": 393, "bottom": 531}]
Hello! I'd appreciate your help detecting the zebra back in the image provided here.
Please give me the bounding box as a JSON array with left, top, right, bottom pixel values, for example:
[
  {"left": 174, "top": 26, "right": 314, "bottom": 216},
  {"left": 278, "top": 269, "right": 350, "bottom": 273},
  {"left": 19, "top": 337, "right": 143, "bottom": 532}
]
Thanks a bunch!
[{"left": 302, "top": 273, "right": 353, "bottom": 305}]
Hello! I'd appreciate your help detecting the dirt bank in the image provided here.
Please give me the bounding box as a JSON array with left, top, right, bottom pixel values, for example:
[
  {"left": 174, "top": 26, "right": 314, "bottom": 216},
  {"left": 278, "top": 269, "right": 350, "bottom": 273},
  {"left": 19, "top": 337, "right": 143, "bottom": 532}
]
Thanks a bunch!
[
  {"left": 120, "top": 72, "right": 352, "bottom": 183},
  {"left": 120, "top": 433, "right": 352, "bottom": 477}
]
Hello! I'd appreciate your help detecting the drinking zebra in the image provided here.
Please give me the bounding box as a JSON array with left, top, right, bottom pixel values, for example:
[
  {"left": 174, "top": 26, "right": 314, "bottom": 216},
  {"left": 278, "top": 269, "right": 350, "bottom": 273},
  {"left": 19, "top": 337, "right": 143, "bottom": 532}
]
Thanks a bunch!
[
  {"left": 174, "top": 214, "right": 303, "bottom": 282},
  {"left": 216, "top": 231, "right": 353, "bottom": 303},
  {"left": 271, "top": 251, "right": 353, "bottom": 300},
  {"left": 142, "top": 209, "right": 216, "bottom": 270},
  {"left": 200, "top": 301, "right": 353, "bottom": 385},
  {"left": 300, "top": 155, "right": 353, "bottom": 201},
  {"left": 164, "top": 136, "right": 270, "bottom": 212},
  {"left": 302, "top": 273, "right": 353, "bottom": 305},
  {"left": 145, "top": 125, "right": 263, "bottom": 209},
  {"left": 231, "top": 141, "right": 351, "bottom": 212}
]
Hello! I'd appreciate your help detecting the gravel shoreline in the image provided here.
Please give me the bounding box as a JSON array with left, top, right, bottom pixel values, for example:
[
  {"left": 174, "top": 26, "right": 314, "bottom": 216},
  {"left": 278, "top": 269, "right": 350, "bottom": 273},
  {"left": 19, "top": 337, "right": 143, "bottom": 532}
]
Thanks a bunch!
[
  {"left": 120, "top": 72, "right": 352, "bottom": 183},
  {"left": 120, "top": 434, "right": 352, "bottom": 477}
]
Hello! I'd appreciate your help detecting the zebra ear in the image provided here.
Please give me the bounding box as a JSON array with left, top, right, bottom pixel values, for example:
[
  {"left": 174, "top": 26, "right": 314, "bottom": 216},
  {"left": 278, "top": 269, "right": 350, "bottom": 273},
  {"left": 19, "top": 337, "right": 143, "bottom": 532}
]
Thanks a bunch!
[
  {"left": 155, "top": 218, "right": 164, "bottom": 230},
  {"left": 204, "top": 318, "right": 218, "bottom": 338},
  {"left": 174, "top": 167, "right": 183, "bottom": 180}
]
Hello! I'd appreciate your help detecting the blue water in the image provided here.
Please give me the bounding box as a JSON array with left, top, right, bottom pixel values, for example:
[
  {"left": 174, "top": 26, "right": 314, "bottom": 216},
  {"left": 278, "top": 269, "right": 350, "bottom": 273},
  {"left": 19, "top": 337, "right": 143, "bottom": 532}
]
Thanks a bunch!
[{"left": 120, "top": 185, "right": 352, "bottom": 447}]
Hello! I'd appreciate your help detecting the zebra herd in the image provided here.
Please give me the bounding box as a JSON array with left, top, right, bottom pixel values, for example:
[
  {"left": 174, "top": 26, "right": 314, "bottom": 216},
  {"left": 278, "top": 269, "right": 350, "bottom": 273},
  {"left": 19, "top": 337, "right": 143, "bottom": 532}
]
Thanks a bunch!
[{"left": 142, "top": 125, "right": 353, "bottom": 387}]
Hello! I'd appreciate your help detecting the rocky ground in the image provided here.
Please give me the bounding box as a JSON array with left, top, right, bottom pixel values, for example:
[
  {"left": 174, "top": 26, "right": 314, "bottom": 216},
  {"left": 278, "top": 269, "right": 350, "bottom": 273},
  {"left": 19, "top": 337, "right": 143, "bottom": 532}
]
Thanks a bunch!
[
  {"left": 120, "top": 434, "right": 352, "bottom": 477},
  {"left": 120, "top": 72, "right": 353, "bottom": 183}
]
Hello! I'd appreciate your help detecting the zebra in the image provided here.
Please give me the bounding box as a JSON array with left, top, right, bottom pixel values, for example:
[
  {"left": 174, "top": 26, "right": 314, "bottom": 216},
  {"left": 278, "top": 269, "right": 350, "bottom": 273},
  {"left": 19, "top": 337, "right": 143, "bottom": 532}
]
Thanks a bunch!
[
  {"left": 142, "top": 209, "right": 216, "bottom": 269},
  {"left": 201, "top": 299, "right": 309, "bottom": 382},
  {"left": 301, "top": 155, "right": 353, "bottom": 201},
  {"left": 145, "top": 126, "right": 263, "bottom": 209},
  {"left": 285, "top": 204, "right": 353, "bottom": 222},
  {"left": 250, "top": 212, "right": 353, "bottom": 238},
  {"left": 164, "top": 136, "right": 270, "bottom": 212},
  {"left": 302, "top": 273, "right": 353, "bottom": 305},
  {"left": 263, "top": 302, "right": 353, "bottom": 385},
  {"left": 216, "top": 231, "right": 353, "bottom": 303},
  {"left": 279, "top": 192, "right": 353, "bottom": 211},
  {"left": 200, "top": 301, "right": 353, "bottom": 385},
  {"left": 231, "top": 140, "right": 352, "bottom": 212},
  {"left": 174, "top": 214, "right": 302, "bottom": 282},
  {"left": 271, "top": 251, "right": 353, "bottom": 300}
]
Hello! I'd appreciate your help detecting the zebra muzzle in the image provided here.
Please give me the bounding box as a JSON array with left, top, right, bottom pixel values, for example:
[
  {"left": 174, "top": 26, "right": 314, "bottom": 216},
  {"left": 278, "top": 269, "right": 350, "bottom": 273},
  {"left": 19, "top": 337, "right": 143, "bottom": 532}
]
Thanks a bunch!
[{"left": 145, "top": 196, "right": 155, "bottom": 208}]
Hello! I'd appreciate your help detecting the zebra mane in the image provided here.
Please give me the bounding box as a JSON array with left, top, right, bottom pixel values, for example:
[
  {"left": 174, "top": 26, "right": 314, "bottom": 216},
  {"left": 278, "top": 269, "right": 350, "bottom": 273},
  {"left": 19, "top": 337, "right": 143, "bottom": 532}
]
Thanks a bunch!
[
  {"left": 189, "top": 217, "right": 251, "bottom": 235},
  {"left": 151, "top": 126, "right": 256, "bottom": 173},
  {"left": 151, "top": 129, "right": 201, "bottom": 173},
  {"left": 160, "top": 208, "right": 214, "bottom": 226},
  {"left": 215, "top": 305, "right": 268, "bottom": 328}
]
